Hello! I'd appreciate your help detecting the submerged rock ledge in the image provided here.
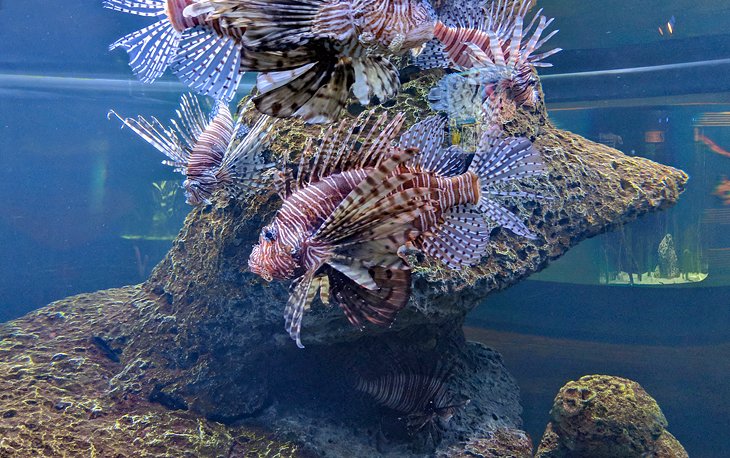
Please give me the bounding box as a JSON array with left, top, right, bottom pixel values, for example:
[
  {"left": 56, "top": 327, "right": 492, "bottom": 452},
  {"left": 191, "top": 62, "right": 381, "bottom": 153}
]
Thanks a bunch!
[{"left": 0, "top": 74, "right": 687, "bottom": 456}]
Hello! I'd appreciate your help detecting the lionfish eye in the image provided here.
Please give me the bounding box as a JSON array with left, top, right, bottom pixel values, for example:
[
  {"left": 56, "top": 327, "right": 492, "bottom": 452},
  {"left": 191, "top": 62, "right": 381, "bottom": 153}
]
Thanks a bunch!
[{"left": 263, "top": 227, "right": 276, "bottom": 242}]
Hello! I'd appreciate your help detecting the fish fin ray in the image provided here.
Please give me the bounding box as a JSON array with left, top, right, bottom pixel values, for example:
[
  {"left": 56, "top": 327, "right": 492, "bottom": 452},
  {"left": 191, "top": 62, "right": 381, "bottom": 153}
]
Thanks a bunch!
[
  {"left": 102, "top": 0, "right": 166, "bottom": 16},
  {"left": 326, "top": 264, "right": 411, "bottom": 328},
  {"left": 171, "top": 26, "right": 244, "bottom": 101},
  {"left": 110, "top": 19, "right": 180, "bottom": 83},
  {"left": 284, "top": 271, "right": 318, "bottom": 348},
  {"left": 419, "top": 204, "right": 491, "bottom": 268},
  {"left": 400, "top": 115, "right": 465, "bottom": 176}
]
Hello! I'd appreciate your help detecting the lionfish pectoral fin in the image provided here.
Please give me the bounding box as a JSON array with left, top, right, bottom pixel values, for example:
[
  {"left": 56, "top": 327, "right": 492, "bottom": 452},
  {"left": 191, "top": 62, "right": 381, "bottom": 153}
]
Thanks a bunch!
[
  {"left": 170, "top": 26, "right": 244, "bottom": 101},
  {"left": 254, "top": 57, "right": 354, "bottom": 123},
  {"left": 326, "top": 264, "right": 411, "bottom": 328},
  {"left": 314, "top": 275, "right": 331, "bottom": 305},
  {"left": 327, "top": 258, "right": 378, "bottom": 290},
  {"left": 102, "top": 0, "right": 166, "bottom": 16},
  {"left": 284, "top": 272, "right": 318, "bottom": 348},
  {"left": 351, "top": 56, "right": 400, "bottom": 105},
  {"left": 107, "top": 108, "right": 189, "bottom": 169},
  {"left": 419, "top": 204, "right": 491, "bottom": 268},
  {"left": 314, "top": 149, "right": 422, "bottom": 244},
  {"left": 109, "top": 18, "right": 180, "bottom": 83}
]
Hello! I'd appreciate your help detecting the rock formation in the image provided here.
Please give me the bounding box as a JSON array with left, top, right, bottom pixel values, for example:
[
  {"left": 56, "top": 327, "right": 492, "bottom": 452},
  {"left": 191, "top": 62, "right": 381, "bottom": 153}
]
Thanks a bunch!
[
  {"left": 535, "top": 375, "right": 688, "bottom": 458},
  {"left": 0, "top": 70, "right": 687, "bottom": 456}
]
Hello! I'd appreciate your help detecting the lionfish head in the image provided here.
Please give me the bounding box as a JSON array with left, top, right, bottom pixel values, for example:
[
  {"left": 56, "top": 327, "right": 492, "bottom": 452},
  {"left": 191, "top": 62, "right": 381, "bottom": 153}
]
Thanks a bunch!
[
  {"left": 248, "top": 223, "right": 299, "bottom": 281},
  {"left": 402, "top": 1, "right": 437, "bottom": 52},
  {"left": 509, "top": 65, "right": 540, "bottom": 108},
  {"left": 183, "top": 178, "right": 209, "bottom": 206},
  {"left": 183, "top": 170, "right": 217, "bottom": 206}
]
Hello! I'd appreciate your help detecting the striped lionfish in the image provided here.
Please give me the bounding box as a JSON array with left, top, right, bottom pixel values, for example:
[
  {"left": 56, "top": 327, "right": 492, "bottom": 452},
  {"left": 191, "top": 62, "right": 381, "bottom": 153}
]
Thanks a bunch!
[
  {"left": 418, "top": 0, "right": 561, "bottom": 110},
  {"left": 104, "top": 0, "right": 248, "bottom": 101},
  {"left": 109, "top": 94, "right": 274, "bottom": 205},
  {"left": 355, "top": 357, "right": 468, "bottom": 436},
  {"left": 183, "top": 0, "right": 437, "bottom": 122},
  {"left": 248, "top": 110, "right": 545, "bottom": 347}
]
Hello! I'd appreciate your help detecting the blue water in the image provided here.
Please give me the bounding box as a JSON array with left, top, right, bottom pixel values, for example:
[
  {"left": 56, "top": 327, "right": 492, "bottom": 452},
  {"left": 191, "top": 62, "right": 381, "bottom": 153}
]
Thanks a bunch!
[{"left": 1, "top": 0, "right": 730, "bottom": 456}]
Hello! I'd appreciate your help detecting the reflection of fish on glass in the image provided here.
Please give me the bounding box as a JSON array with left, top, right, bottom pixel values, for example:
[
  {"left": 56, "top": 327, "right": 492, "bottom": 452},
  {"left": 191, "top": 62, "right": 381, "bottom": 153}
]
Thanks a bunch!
[
  {"left": 597, "top": 132, "right": 624, "bottom": 149},
  {"left": 714, "top": 178, "right": 730, "bottom": 205}
]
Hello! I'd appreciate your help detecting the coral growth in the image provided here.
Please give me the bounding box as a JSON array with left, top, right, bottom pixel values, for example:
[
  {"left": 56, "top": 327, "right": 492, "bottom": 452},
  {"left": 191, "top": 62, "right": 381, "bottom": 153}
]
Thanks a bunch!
[{"left": 535, "top": 375, "right": 688, "bottom": 458}]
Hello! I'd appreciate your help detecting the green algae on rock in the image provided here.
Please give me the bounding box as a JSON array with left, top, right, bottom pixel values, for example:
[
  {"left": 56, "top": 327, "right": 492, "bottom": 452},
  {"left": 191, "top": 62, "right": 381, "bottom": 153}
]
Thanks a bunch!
[
  {"left": 0, "top": 287, "right": 308, "bottom": 458},
  {"left": 535, "top": 375, "right": 688, "bottom": 458}
]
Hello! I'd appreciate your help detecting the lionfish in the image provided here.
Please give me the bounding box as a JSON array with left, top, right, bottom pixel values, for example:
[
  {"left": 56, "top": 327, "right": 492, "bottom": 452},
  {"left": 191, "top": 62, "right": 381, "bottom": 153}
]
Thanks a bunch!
[
  {"left": 183, "top": 0, "right": 437, "bottom": 122},
  {"left": 248, "top": 110, "right": 545, "bottom": 347},
  {"left": 418, "top": 0, "right": 561, "bottom": 109},
  {"left": 109, "top": 94, "right": 274, "bottom": 205},
  {"left": 104, "top": 0, "right": 248, "bottom": 101},
  {"left": 355, "top": 353, "right": 468, "bottom": 436}
]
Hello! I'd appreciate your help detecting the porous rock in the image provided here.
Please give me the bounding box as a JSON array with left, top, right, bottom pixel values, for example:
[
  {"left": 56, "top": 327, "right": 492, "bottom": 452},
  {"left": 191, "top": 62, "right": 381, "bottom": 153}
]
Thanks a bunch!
[
  {"left": 0, "top": 69, "right": 687, "bottom": 456},
  {"left": 534, "top": 375, "right": 688, "bottom": 458},
  {"left": 0, "top": 287, "right": 308, "bottom": 458}
]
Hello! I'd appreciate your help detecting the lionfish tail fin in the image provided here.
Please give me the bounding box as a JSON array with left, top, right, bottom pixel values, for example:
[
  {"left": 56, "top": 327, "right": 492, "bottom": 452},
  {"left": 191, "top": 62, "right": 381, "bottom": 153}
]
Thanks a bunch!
[
  {"left": 254, "top": 56, "right": 354, "bottom": 123},
  {"left": 469, "top": 134, "right": 547, "bottom": 238},
  {"left": 108, "top": 11, "right": 180, "bottom": 83},
  {"left": 171, "top": 26, "right": 245, "bottom": 101},
  {"left": 217, "top": 114, "right": 278, "bottom": 196},
  {"left": 399, "top": 115, "right": 465, "bottom": 176},
  {"left": 420, "top": 203, "right": 492, "bottom": 268}
]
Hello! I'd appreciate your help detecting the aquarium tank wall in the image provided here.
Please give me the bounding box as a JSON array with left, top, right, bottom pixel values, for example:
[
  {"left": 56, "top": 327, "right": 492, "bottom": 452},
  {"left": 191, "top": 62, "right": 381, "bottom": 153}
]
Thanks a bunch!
[{"left": 0, "top": 0, "right": 728, "bottom": 457}]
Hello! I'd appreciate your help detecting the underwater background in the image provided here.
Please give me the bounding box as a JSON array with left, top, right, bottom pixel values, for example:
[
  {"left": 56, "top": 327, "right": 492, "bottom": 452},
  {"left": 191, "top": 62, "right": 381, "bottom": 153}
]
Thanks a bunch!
[{"left": 0, "top": 0, "right": 728, "bottom": 456}]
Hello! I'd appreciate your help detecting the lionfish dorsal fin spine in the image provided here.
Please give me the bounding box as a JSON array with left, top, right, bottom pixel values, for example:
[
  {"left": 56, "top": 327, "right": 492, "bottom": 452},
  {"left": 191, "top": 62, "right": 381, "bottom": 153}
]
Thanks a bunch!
[
  {"left": 358, "top": 113, "right": 405, "bottom": 168},
  {"left": 217, "top": 114, "right": 277, "bottom": 196},
  {"left": 313, "top": 149, "right": 419, "bottom": 244},
  {"left": 108, "top": 109, "right": 190, "bottom": 170}
]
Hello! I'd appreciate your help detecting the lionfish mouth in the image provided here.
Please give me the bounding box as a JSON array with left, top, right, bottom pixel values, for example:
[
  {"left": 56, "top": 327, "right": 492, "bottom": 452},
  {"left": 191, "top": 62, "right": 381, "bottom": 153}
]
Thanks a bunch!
[{"left": 248, "top": 249, "right": 274, "bottom": 282}]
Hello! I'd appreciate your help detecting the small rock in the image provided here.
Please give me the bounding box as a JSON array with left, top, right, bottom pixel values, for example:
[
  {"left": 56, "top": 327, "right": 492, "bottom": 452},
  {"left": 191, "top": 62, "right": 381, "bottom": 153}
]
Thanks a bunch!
[{"left": 535, "top": 375, "right": 687, "bottom": 458}]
